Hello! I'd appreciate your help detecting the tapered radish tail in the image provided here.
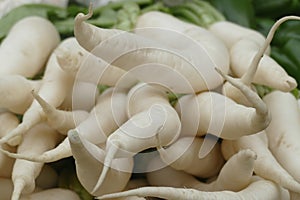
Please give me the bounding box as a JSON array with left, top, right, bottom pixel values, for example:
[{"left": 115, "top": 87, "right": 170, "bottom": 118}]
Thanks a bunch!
[
  {"left": 215, "top": 68, "right": 269, "bottom": 118},
  {"left": 11, "top": 179, "right": 26, "bottom": 200},
  {"left": 263, "top": 91, "right": 300, "bottom": 183},
  {"left": 0, "top": 116, "right": 42, "bottom": 146},
  {"left": 212, "top": 149, "right": 256, "bottom": 192},
  {"left": 222, "top": 133, "right": 300, "bottom": 193},
  {"left": 96, "top": 186, "right": 236, "bottom": 200},
  {"left": 31, "top": 91, "right": 55, "bottom": 118},
  {"left": 92, "top": 143, "right": 119, "bottom": 194},
  {"left": 68, "top": 130, "right": 133, "bottom": 196},
  {"left": 97, "top": 178, "right": 288, "bottom": 200},
  {"left": 222, "top": 16, "right": 300, "bottom": 105},
  {"left": 198, "top": 68, "right": 270, "bottom": 157},
  {"left": 74, "top": 3, "right": 123, "bottom": 52},
  {"left": 0, "top": 92, "right": 47, "bottom": 145},
  {"left": 0, "top": 138, "right": 71, "bottom": 163},
  {"left": 74, "top": 5, "right": 92, "bottom": 42},
  {"left": 74, "top": 3, "right": 102, "bottom": 52},
  {"left": 31, "top": 90, "right": 89, "bottom": 134},
  {"left": 75, "top": 3, "right": 93, "bottom": 23},
  {"left": 241, "top": 16, "right": 300, "bottom": 85},
  {"left": 252, "top": 142, "right": 300, "bottom": 193}
]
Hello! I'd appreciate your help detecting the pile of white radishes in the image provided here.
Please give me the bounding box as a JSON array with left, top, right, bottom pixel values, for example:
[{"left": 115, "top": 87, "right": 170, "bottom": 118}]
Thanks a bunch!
[{"left": 1, "top": 3, "right": 300, "bottom": 200}]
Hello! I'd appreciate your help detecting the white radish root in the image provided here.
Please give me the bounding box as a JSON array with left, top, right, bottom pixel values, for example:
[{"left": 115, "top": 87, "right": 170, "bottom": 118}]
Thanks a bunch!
[
  {"left": 68, "top": 129, "right": 133, "bottom": 196},
  {"left": 11, "top": 123, "right": 62, "bottom": 200},
  {"left": 0, "top": 87, "right": 129, "bottom": 163},
  {"left": 31, "top": 90, "right": 89, "bottom": 134},
  {"left": 0, "top": 16, "right": 60, "bottom": 77},
  {"left": 74, "top": 6, "right": 225, "bottom": 93},
  {"left": 158, "top": 136, "right": 224, "bottom": 178},
  {"left": 0, "top": 37, "right": 80, "bottom": 146},
  {"left": 221, "top": 131, "right": 300, "bottom": 193},
  {"left": 93, "top": 83, "right": 181, "bottom": 194},
  {"left": 0, "top": 75, "right": 41, "bottom": 114},
  {"left": 263, "top": 90, "right": 300, "bottom": 183},
  {"left": 97, "top": 176, "right": 289, "bottom": 200}
]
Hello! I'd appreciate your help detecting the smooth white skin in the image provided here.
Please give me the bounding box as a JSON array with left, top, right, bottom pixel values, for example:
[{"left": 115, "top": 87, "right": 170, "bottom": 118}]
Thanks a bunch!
[
  {"left": 0, "top": 75, "right": 41, "bottom": 114},
  {"left": 126, "top": 82, "right": 170, "bottom": 117},
  {"left": 134, "top": 11, "right": 229, "bottom": 89},
  {"left": 76, "top": 87, "right": 129, "bottom": 145},
  {"left": 230, "top": 39, "right": 297, "bottom": 91},
  {"left": 206, "top": 149, "right": 256, "bottom": 192},
  {"left": 148, "top": 149, "right": 255, "bottom": 192},
  {"left": 175, "top": 91, "right": 269, "bottom": 139},
  {"left": 0, "top": 136, "right": 71, "bottom": 164},
  {"left": 31, "top": 91, "right": 90, "bottom": 135},
  {"left": 208, "top": 21, "right": 269, "bottom": 53},
  {"left": 159, "top": 136, "right": 225, "bottom": 178},
  {"left": 105, "top": 102, "right": 181, "bottom": 162},
  {"left": 146, "top": 156, "right": 207, "bottom": 189},
  {"left": 74, "top": 8, "right": 226, "bottom": 93},
  {"left": 60, "top": 81, "right": 99, "bottom": 112},
  {"left": 263, "top": 91, "right": 300, "bottom": 183},
  {"left": 0, "top": 87, "right": 129, "bottom": 163},
  {"left": 96, "top": 176, "right": 289, "bottom": 200},
  {"left": 221, "top": 80, "right": 256, "bottom": 107},
  {"left": 0, "top": 38, "right": 80, "bottom": 146},
  {"left": 68, "top": 130, "right": 133, "bottom": 196},
  {"left": 221, "top": 131, "right": 300, "bottom": 193},
  {"left": 105, "top": 83, "right": 181, "bottom": 159},
  {"left": 57, "top": 47, "right": 138, "bottom": 89},
  {"left": 211, "top": 17, "right": 300, "bottom": 95},
  {"left": 175, "top": 68, "right": 270, "bottom": 153},
  {"left": 11, "top": 123, "right": 62, "bottom": 200},
  {"left": 93, "top": 83, "right": 181, "bottom": 194},
  {"left": 0, "top": 16, "right": 60, "bottom": 77}
]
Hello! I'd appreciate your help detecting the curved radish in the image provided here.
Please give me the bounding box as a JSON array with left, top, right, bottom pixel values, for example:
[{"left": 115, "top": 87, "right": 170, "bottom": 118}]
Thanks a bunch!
[
  {"left": 0, "top": 38, "right": 80, "bottom": 146},
  {"left": 0, "top": 75, "right": 41, "bottom": 114},
  {"left": 210, "top": 16, "right": 300, "bottom": 93},
  {"left": 221, "top": 131, "right": 300, "bottom": 193},
  {"left": 74, "top": 6, "right": 227, "bottom": 93},
  {"left": 209, "top": 21, "right": 267, "bottom": 50},
  {"left": 68, "top": 129, "right": 133, "bottom": 196},
  {"left": 59, "top": 81, "right": 99, "bottom": 112},
  {"left": 31, "top": 91, "right": 89, "bottom": 135},
  {"left": 134, "top": 11, "right": 230, "bottom": 89},
  {"left": 158, "top": 136, "right": 224, "bottom": 178},
  {"left": 148, "top": 149, "right": 255, "bottom": 192},
  {"left": 0, "top": 16, "right": 60, "bottom": 77},
  {"left": 10, "top": 123, "right": 61, "bottom": 200},
  {"left": 175, "top": 70, "right": 270, "bottom": 159},
  {"left": 1, "top": 87, "right": 129, "bottom": 163},
  {"left": 263, "top": 90, "right": 300, "bottom": 183},
  {"left": 56, "top": 46, "right": 138, "bottom": 89},
  {"left": 96, "top": 176, "right": 289, "bottom": 200},
  {"left": 93, "top": 83, "right": 181, "bottom": 194}
]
